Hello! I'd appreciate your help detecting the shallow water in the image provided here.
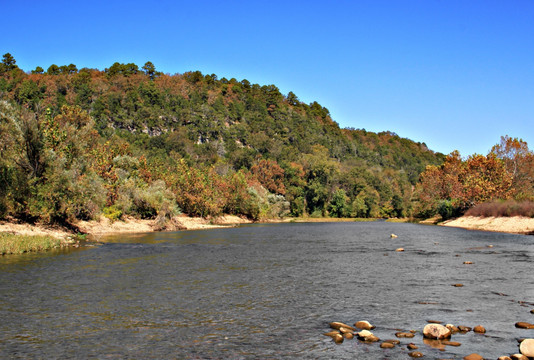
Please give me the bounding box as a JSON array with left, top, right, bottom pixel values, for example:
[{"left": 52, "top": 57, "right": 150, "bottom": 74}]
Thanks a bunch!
[{"left": 0, "top": 222, "right": 533, "bottom": 359}]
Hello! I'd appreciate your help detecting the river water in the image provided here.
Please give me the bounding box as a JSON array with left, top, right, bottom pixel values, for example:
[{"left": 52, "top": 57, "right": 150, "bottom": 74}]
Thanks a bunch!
[{"left": 1, "top": 221, "right": 533, "bottom": 359}]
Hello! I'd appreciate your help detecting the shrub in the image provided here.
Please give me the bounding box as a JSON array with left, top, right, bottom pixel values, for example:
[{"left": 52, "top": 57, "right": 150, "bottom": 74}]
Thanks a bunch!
[{"left": 465, "top": 200, "right": 534, "bottom": 218}]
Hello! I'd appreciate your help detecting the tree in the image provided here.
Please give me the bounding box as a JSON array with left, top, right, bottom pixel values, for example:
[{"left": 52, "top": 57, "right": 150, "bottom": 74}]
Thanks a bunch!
[
  {"left": 490, "top": 135, "right": 534, "bottom": 200},
  {"left": 0, "top": 53, "right": 18, "bottom": 73},
  {"left": 31, "top": 66, "right": 44, "bottom": 74},
  {"left": 47, "top": 64, "right": 60, "bottom": 75},
  {"left": 142, "top": 61, "right": 157, "bottom": 80}
]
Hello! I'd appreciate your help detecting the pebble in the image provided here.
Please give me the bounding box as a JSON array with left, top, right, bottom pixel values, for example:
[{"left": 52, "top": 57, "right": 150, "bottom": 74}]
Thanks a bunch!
[
  {"left": 333, "top": 333, "right": 344, "bottom": 344},
  {"left": 497, "top": 356, "right": 512, "bottom": 360},
  {"left": 409, "top": 351, "right": 424, "bottom": 358},
  {"left": 407, "top": 343, "right": 418, "bottom": 350},
  {"left": 380, "top": 342, "right": 395, "bottom": 348},
  {"left": 442, "top": 340, "right": 462, "bottom": 347},
  {"left": 511, "top": 354, "right": 529, "bottom": 360},
  {"left": 463, "top": 261, "right": 473, "bottom": 264},
  {"left": 395, "top": 247, "right": 404, "bottom": 252},
  {"left": 515, "top": 322, "right": 534, "bottom": 329},
  {"left": 453, "top": 283, "right": 464, "bottom": 287}
]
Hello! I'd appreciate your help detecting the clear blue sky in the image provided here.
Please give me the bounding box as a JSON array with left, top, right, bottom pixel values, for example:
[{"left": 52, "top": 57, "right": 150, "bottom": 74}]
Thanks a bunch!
[{"left": 2, "top": 0, "right": 533, "bottom": 156}]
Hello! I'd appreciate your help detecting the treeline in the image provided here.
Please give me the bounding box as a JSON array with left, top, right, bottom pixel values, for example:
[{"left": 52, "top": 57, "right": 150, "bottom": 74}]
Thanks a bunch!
[
  {"left": 413, "top": 136, "right": 534, "bottom": 219},
  {"left": 0, "top": 53, "right": 447, "bottom": 225}
]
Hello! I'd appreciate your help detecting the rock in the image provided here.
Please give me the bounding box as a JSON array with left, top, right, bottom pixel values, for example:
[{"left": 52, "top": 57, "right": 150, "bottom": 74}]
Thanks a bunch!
[
  {"left": 497, "top": 356, "right": 512, "bottom": 360},
  {"left": 515, "top": 322, "right": 534, "bottom": 329},
  {"left": 395, "top": 247, "right": 404, "bottom": 252},
  {"left": 343, "top": 332, "right": 354, "bottom": 340},
  {"left": 323, "top": 330, "right": 340, "bottom": 338},
  {"left": 458, "top": 325, "right": 472, "bottom": 332},
  {"left": 423, "top": 324, "right": 452, "bottom": 340},
  {"left": 338, "top": 326, "right": 354, "bottom": 334},
  {"left": 530, "top": 309, "right": 534, "bottom": 314},
  {"left": 333, "top": 333, "right": 344, "bottom": 344},
  {"left": 463, "top": 261, "right": 473, "bottom": 264},
  {"left": 520, "top": 338, "right": 534, "bottom": 357},
  {"left": 380, "top": 342, "right": 395, "bottom": 348},
  {"left": 354, "top": 320, "right": 375, "bottom": 330},
  {"left": 473, "top": 325, "right": 486, "bottom": 333},
  {"left": 357, "top": 330, "right": 380, "bottom": 342},
  {"left": 407, "top": 343, "right": 418, "bottom": 350},
  {"left": 463, "top": 354, "right": 484, "bottom": 360},
  {"left": 446, "top": 324, "right": 460, "bottom": 333},
  {"left": 396, "top": 331, "right": 415, "bottom": 338},
  {"left": 329, "top": 322, "right": 356, "bottom": 331},
  {"left": 442, "top": 340, "right": 462, "bottom": 346},
  {"left": 384, "top": 339, "right": 400, "bottom": 345},
  {"left": 409, "top": 351, "right": 424, "bottom": 358},
  {"left": 452, "top": 283, "right": 464, "bottom": 287},
  {"left": 390, "top": 233, "right": 398, "bottom": 238},
  {"left": 511, "top": 354, "right": 529, "bottom": 360},
  {"left": 427, "top": 319, "right": 443, "bottom": 324}
]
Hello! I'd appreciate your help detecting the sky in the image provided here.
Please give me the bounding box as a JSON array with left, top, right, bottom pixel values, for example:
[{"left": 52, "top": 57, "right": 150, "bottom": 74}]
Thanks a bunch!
[{"left": 2, "top": 0, "right": 533, "bottom": 156}]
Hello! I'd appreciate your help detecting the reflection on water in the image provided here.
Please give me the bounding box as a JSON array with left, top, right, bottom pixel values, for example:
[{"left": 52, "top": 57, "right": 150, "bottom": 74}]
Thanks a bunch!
[{"left": 0, "top": 222, "right": 533, "bottom": 359}]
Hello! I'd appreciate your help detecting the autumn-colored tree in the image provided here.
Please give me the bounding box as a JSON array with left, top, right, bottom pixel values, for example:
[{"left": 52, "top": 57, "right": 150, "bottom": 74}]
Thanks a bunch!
[
  {"left": 490, "top": 136, "right": 534, "bottom": 200},
  {"left": 251, "top": 158, "right": 286, "bottom": 195}
]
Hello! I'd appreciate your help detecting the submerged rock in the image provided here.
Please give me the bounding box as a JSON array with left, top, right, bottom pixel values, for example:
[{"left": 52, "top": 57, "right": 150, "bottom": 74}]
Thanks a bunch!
[
  {"left": 423, "top": 323, "right": 452, "bottom": 339},
  {"left": 463, "top": 354, "right": 484, "bottom": 360}
]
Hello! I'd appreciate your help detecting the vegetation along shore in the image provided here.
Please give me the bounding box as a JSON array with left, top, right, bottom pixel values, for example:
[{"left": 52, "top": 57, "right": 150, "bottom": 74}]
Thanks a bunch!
[{"left": 1, "top": 53, "right": 533, "bottom": 254}]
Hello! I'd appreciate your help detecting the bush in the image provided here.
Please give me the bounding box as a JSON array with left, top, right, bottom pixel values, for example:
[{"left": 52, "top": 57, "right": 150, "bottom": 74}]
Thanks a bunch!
[{"left": 465, "top": 200, "right": 534, "bottom": 218}]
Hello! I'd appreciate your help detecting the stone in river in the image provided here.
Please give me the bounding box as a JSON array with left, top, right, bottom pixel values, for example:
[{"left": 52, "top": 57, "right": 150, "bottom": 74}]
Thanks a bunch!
[
  {"left": 497, "top": 356, "right": 512, "bottom": 360},
  {"left": 409, "top": 351, "right": 424, "bottom": 358},
  {"left": 511, "top": 354, "right": 529, "bottom": 360},
  {"left": 343, "top": 332, "right": 354, "bottom": 340},
  {"left": 520, "top": 338, "right": 534, "bottom": 357},
  {"left": 446, "top": 324, "right": 460, "bottom": 333},
  {"left": 380, "top": 342, "right": 395, "bottom": 348},
  {"left": 329, "top": 322, "right": 356, "bottom": 331},
  {"left": 396, "top": 331, "right": 415, "bottom": 338},
  {"left": 395, "top": 247, "right": 404, "bottom": 252},
  {"left": 473, "top": 325, "right": 486, "bottom": 333},
  {"left": 463, "top": 354, "right": 484, "bottom": 360},
  {"left": 423, "top": 323, "right": 452, "bottom": 339},
  {"left": 515, "top": 322, "right": 534, "bottom": 329},
  {"left": 333, "top": 333, "right": 344, "bottom": 344},
  {"left": 354, "top": 320, "right": 375, "bottom": 330},
  {"left": 458, "top": 325, "right": 472, "bottom": 332},
  {"left": 407, "top": 343, "right": 418, "bottom": 350}
]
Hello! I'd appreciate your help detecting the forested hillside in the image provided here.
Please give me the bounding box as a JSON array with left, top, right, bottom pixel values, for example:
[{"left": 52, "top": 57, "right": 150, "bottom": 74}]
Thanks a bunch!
[{"left": 0, "top": 53, "right": 447, "bottom": 225}]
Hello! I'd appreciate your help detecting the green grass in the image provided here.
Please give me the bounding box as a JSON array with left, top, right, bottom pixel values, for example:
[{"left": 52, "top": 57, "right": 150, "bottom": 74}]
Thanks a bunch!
[{"left": 0, "top": 233, "right": 63, "bottom": 255}]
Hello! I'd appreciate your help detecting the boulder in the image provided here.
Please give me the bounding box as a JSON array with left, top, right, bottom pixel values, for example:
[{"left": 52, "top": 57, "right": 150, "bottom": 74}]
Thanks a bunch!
[
  {"left": 423, "top": 323, "right": 452, "bottom": 339},
  {"left": 520, "top": 338, "right": 534, "bottom": 357},
  {"left": 354, "top": 320, "right": 375, "bottom": 330},
  {"left": 357, "top": 330, "right": 379, "bottom": 342}
]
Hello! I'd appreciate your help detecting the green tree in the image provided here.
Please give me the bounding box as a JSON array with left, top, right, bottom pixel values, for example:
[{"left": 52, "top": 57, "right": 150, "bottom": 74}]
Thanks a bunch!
[{"left": 0, "top": 53, "right": 18, "bottom": 73}]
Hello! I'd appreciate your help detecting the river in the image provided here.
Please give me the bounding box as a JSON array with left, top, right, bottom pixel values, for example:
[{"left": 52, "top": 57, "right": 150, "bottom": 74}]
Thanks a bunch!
[{"left": 1, "top": 221, "right": 533, "bottom": 359}]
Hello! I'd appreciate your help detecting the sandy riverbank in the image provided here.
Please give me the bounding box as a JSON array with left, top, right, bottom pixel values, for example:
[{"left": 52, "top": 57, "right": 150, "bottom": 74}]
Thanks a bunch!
[
  {"left": 441, "top": 216, "right": 534, "bottom": 235},
  {"left": 0, "top": 215, "right": 253, "bottom": 242}
]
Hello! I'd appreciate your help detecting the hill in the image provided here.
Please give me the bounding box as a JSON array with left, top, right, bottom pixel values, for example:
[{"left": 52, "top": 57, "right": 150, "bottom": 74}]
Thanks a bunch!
[{"left": 0, "top": 54, "right": 445, "bottom": 225}]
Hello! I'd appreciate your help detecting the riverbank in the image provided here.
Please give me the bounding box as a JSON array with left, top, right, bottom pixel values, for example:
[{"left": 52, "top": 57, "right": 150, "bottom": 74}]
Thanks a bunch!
[{"left": 441, "top": 216, "right": 534, "bottom": 235}]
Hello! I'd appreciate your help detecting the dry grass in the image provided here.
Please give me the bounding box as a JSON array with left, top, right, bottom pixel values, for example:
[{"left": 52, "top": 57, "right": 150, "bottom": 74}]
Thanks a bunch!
[
  {"left": 465, "top": 200, "right": 534, "bottom": 218},
  {"left": 0, "top": 233, "right": 62, "bottom": 255}
]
